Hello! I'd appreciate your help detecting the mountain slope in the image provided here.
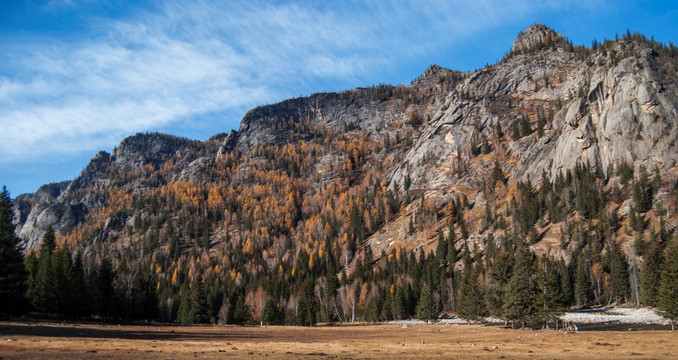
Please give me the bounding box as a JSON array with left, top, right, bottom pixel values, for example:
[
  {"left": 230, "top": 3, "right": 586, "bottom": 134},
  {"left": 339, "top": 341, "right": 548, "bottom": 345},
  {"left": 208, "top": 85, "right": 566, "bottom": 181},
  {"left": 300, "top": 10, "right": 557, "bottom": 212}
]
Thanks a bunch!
[{"left": 12, "top": 24, "right": 678, "bottom": 323}]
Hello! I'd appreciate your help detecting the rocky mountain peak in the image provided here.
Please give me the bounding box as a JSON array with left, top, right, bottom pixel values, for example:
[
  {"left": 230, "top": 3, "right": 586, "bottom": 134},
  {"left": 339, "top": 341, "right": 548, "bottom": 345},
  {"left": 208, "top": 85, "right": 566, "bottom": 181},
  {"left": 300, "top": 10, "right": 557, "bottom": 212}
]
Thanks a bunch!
[
  {"left": 112, "top": 132, "right": 198, "bottom": 170},
  {"left": 511, "top": 23, "right": 561, "bottom": 54}
]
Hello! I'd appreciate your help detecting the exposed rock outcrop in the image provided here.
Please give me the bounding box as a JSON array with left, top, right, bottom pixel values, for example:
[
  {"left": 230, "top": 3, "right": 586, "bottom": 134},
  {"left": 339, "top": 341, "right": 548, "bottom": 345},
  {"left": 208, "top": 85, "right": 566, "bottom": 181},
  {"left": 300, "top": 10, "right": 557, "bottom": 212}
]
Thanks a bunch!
[{"left": 13, "top": 25, "right": 678, "bottom": 255}]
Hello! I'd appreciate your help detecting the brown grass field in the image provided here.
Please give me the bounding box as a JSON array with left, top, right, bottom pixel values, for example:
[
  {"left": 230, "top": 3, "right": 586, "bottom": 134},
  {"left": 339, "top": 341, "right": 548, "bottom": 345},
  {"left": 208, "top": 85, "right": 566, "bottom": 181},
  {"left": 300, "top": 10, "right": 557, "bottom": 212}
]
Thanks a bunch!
[{"left": 0, "top": 321, "right": 676, "bottom": 359}]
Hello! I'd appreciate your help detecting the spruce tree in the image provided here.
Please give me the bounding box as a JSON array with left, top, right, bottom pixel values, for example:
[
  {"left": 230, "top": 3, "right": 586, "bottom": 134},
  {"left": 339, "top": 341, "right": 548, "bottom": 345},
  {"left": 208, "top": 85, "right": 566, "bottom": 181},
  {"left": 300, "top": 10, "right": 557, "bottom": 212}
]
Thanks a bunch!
[
  {"left": 574, "top": 256, "right": 591, "bottom": 307},
  {"left": 558, "top": 259, "right": 574, "bottom": 306},
  {"left": 70, "top": 251, "right": 88, "bottom": 318},
  {"left": 31, "top": 227, "right": 58, "bottom": 314},
  {"left": 0, "top": 187, "right": 27, "bottom": 317},
  {"left": 188, "top": 279, "right": 209, "bottom": 323},
  {"left": 53, "top": 246, "right": 74, "bottom": 316},
  {"left": 94, "top": 257, "right": 116, "bottom": 320},
  {"left": 485, "top": 251, "right": 513, "bottom": 318},
  {"left": 457, "top": 258, "right": 486, "bottom": 321},
  {"left": 25, "top": 252, "right": 38, "bottom": 307},
  {"left": 502, "top": 247, "right": 537, "bottom": 327},
  {"left": 177, "top": 284, "right": 191, "bottom": 323},
  {"left": 657, "top": 244, "right": 678, "bottom": 330},
  {"left": 536, "top": 258, "right": 566, "bottom": 328},
  {"left": 641, "top": 241, "right": 663, "bottom": 307},
  {"left": 609, "top": 244, "right": 630, "bottom": 304},
  {"left": 415, "top": 287, "right": 438, "bottom": 321},
  {"left": 260, "top": 299, "right": 279, "bottom": 325}
]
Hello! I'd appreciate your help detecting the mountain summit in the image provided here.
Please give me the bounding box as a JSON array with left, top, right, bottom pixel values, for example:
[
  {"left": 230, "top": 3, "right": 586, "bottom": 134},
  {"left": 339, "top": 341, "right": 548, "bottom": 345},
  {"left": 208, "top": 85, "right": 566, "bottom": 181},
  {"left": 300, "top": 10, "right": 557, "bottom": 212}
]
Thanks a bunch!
[{"left": 511, "top": 23, "right": 563, "bottom": 53}]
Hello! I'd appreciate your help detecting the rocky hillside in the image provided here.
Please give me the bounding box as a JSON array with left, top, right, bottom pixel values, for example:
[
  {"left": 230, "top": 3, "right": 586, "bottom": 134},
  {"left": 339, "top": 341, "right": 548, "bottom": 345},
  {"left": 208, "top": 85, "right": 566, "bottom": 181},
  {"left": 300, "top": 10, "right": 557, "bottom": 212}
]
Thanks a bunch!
[{"left": 12, "top": 24, "right": 678, "bottom": 324}]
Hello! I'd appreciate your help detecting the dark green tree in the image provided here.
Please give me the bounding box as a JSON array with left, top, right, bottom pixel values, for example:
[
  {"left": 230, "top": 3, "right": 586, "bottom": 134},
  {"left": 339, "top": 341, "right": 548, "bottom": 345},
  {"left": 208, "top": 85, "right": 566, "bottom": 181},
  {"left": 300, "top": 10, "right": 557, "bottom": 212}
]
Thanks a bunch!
[
  {"left": 457, "top": 257, "right": 487, "bottom": 321},
  {"left": 485, "top": 251, "right": 513, "bottom": 318},
  {"left": 657, "top": 244, "right": 678, "bottom": 330},
  {"left": 70, "top": 251, "right": 88, "bottom": 318},
  {"left": 231, "top": 294, "right": 251, "bottom": 325},
  {"left": 94, "top": 257, "right": 116, "bottom": 320},
  {"left": 260, "top": 298, "right": 279, "bottom": 325},
  {"left": 53, "top": 246, "right": 76, "bottom": 316},
  {"left": 641, "top": 241, "right": 664, "bottom": 307},
  {"left": 177, "top": 284, "right": 191, "bottom": 323},
  {"left": 0, "top": 187, "right": 27, "bottom": 317},
  {"left": 188, "top": 279, "right": 209, "bottom": 323},
  {"left": 608, "top": 244, "right": 630, "bottom": 304},
  {"left": 31, "top": 227, "right": 58, "bottom": 314},
  {"left": 502, "top": 248, "right": 538, "bottom": 327},
  {"left": 574, "top": 256, "right": 591, "bottom": 307},
  {"left": 415, "top": 287, "right": 438, "bottom": 321},
  {"left": 536, "top": 258, "right": 566, "bottom": 328}
]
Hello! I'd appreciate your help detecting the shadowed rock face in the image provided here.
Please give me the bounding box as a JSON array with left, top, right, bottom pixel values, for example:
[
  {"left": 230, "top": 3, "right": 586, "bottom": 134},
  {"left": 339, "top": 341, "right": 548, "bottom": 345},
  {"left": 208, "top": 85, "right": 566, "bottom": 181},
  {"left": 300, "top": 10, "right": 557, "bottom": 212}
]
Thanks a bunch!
[{"left": 13, "top": 24, "right": 678, "bottom": 253}]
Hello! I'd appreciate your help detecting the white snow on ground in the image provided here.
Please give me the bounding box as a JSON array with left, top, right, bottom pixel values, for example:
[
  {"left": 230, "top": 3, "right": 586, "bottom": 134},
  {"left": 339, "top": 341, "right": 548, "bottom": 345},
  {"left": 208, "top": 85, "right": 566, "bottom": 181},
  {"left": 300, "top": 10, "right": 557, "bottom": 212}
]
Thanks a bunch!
[
  {"left": 558, "top": 307, "right": 669, "bottom": 325},
  {"left": 385, "top": 307, "right": 669, "bottom": 326}
]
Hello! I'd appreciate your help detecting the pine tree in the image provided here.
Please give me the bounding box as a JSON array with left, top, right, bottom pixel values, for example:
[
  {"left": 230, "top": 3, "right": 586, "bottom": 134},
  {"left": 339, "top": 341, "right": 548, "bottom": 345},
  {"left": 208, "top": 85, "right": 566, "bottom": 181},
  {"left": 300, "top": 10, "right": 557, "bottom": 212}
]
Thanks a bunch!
[
  {"left": 31, "top": 227, "right": 58, "bottom": 314},
  {"left": 641, "top": 241, "right": 663, "bottom": 307},
  {"left": 70, "top": 251, "right": 88, "bottom": 318},
  {"left": 536, "top": 258, "right": 566, "bottom": 328},
  {"left": 558, "top": 259, "right": 574, "bottom": 306},
  {"left": 260, "top": 299, "right": 279, "bottom": 325},
  {"left": 25, "top": 252, "right": 38, "bottom": 308},
  {"left": 415, "top": 287, "right": 438, "bottom": 321},
  {"left": 0, "top": 187, "right": 27, "bottom": 317},
  {"left": 485, "top": 252, "right": 513, "bottom": 318},
  {"left": 232, "top": 294, "right": 251, "bottom": 325},
  {"left": 657, "top": 244, "right": 678, "bottom": 330},
  {"left": 53, "top": 246, "right": 74, "bottom": 316},
  {"left": 177, "top": 284, "right": 191, "bottom": 323},
  {"left": 502, "top": 247, "right": 537, "bottom": 327},
  {"left": 609, "top": 244, "right": 630, "bottom": 304},
  {"left": 94, "top": 257, "right": 116, "bottom": 320},
  {"left": 457, "top": 257, "right": 486, "bottom": 321},
  {"left": 188, "top": 279, "right": 209, "bottom": 323},
  {"left": 574, "top": 256, "right": 591, "bottom": 307}
]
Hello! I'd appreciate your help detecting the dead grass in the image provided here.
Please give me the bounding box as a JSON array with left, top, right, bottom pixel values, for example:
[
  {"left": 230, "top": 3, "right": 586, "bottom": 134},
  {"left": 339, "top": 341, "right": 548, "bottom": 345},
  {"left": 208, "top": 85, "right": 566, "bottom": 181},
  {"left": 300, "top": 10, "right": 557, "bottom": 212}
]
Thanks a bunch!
[{"left": 1, "top": 321, "right": 676, "bottom": 359}]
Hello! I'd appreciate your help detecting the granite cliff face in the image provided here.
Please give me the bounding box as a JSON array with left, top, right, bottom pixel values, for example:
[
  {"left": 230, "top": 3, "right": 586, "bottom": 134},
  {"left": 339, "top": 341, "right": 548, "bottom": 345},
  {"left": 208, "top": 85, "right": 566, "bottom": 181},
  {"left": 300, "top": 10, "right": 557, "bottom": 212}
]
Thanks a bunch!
[
  {"left": 14, "top": 25, "right": 678, "bottom": 258},
  {"left": 15, "top": 133, "right": 214, "bottom": 249},
  {"left": 389, "top": 28, "right": 678, "bottom": 195}
]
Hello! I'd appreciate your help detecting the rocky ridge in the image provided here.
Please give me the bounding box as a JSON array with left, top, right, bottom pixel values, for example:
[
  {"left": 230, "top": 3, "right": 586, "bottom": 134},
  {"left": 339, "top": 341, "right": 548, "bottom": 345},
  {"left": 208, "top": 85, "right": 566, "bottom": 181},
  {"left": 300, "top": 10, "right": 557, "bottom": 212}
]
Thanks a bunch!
[{"left": 13, "top": 24, "right": 678, "bottom": 262}]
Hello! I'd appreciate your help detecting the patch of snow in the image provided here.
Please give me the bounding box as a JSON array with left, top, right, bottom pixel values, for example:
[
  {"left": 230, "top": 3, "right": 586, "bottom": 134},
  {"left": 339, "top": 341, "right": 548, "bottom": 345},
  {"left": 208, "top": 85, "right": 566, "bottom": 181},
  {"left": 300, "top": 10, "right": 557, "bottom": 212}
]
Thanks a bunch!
[
  {"left": 559, "top": 307, "right": 668, "bottom": 325},
  {"left": 385, "top": 308, "right": 668, "bottom": 326}
]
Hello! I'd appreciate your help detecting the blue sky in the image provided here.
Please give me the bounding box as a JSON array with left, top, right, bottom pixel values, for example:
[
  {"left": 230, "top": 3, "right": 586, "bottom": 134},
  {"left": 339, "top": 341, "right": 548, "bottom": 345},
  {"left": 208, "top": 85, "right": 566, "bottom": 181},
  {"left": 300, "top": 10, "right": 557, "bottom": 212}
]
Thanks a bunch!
[{"left": 1, "top": 0, "right": 677, "bottom": 196}]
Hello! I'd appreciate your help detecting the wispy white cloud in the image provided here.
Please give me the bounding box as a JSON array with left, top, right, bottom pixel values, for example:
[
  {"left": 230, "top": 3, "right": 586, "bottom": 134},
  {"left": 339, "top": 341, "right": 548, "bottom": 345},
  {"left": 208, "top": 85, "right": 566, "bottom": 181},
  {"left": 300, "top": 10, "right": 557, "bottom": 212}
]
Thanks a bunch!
[{"left": 0, "top": 0, "right": 600, "bottom": 165}]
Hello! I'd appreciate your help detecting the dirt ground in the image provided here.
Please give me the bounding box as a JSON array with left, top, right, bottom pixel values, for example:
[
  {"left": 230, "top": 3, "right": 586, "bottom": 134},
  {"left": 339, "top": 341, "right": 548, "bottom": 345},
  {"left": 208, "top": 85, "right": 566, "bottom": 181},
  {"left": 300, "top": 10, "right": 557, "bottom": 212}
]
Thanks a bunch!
[{"left": 0, "top": 321, "right": 676, "bottom": 359}]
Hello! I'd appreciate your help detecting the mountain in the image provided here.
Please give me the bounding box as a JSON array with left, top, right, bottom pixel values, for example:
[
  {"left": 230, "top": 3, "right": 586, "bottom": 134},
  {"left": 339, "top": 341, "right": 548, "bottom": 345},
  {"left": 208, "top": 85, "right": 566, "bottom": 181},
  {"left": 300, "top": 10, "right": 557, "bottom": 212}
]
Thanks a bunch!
[{"left": 12, "top": 25, "right": 678, "bottom": 323}]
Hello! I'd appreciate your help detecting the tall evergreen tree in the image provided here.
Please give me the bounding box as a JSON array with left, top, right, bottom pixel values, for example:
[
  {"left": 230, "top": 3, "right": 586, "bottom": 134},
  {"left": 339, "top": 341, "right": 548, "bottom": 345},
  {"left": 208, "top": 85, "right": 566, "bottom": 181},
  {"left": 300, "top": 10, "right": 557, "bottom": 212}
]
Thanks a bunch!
[
  {"left": 70, "top": 251, "right": 88, "bottom": 318},
  {"left": 574, "top": 256, "right": 591, "bottom": 307},
  {"left": 415, "top": 287, "right": 438, "bottom": 321},
  {"left": 641, "top": 241, "right": 663, "bottom": 307},
  {"left": 457, "top": 257, "right": 486, "bottom": 321},
  {"left": 53, "top": 246, "right": 75, "bottom": 316},
  {"left": 94, "top": 257, "right": 116, "bottom": 320},
  {"left": 188, "top": 279, "right": 209, "bottom": 323},
  {"left": 232, "top": 294, "right": 251, "bottom": 325},
  {"left": 0, "top": 187, "right": 27, "bottom": 317},
  {"left": 31, "top": 227, "right": 58, "bottom": 314},
  {"left": 558, "top": 259, "right": 574, "bottom": 306},
  {"left": 502, "top": 247, "right": 537, "bottom": 327},
  {"left": 260, "top": 299, "right": 279, "bottom": 325},
  {"left": 609, "top": 244, "right": 630, "bottom": 304},
  {"left": 485, "top": 251, "right": 513, "bottom": 318},
  {"left": 657, "top": 244, "right": 678, "bottom": 330},
  {"left": 536, "top": 258, "right": 566, "bottom": 328}
]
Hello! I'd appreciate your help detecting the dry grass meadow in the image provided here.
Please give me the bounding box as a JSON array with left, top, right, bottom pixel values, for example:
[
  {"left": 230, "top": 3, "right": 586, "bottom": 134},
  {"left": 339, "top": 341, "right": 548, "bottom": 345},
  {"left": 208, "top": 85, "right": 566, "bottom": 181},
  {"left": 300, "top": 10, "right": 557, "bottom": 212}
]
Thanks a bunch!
[{"left": 1, "top": 321, "right": 676, "bottom": 359}]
